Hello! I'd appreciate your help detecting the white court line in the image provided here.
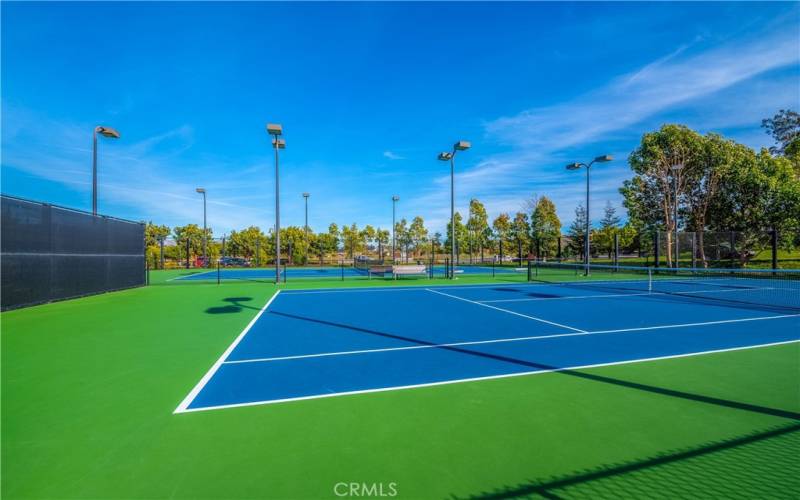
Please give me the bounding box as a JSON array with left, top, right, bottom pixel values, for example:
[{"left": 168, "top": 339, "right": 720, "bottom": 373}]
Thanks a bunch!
[
  {"left": 169, "top": 271, "right": 217, "bottom": 282},
  {"left": 173, "top": 290, "right": 282, "bottom": 414},
  {"left": 425, "top": 288, "right": 588, "bottom": 333},
  {"left": 177, "top": 339, "right": 800, "bottom": 413},
  {"left": 222, "top": 313, "right": 800, "bottom": 365}
]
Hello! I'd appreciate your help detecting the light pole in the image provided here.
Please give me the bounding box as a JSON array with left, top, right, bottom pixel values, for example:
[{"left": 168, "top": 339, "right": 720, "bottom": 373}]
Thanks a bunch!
[
  {"left": 671, "top": 163, "right": 683, "bottom": 268},
  {"left": 566, "top": 154, "right": 613, "bottom": 276},
  {"left": 438, "top": 140, "right": 470, "bottom": 278},
  {"left": 267, "top": 123, "right": 285, "bottom": 284},
  {"left": 303, "top": 192, "right": 310, "bottom": 263},
  {"left": 196, "top": 188, "right": 207, "bottom": 267},
  {"left": 92, "top": 126, "right": 120, "bottom": 215},
  {"left": 392, "top": 195, "right": 399, "bottom": 263}
]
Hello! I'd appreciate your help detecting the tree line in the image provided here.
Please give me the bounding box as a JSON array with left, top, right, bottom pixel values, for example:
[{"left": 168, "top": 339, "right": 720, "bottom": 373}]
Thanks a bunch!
[{"left": 146, "top": 109, "right": 799, "bottom": 268}]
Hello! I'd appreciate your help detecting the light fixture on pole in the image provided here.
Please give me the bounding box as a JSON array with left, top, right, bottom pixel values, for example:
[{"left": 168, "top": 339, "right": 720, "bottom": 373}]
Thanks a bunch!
[
  {"left": 392, "top": 195, "right": 400, "bottom": 263},
  {"left": 195, "top": 188, "right": 207, "bottom": 267},
  {"left": 438, "top": 140, "right": 470, "bottom": 278},
  {"left": 267, "top": 123, "right": 285, "bottom": 284},
  {"left": 671, "top": 163, "right": 683, "bottom": 268},
  {"left": 92, "top": 126, "right": 120, "bottom": 215},
  {"left": 565, "top": 154, "right": 613, "bottom": 276}
]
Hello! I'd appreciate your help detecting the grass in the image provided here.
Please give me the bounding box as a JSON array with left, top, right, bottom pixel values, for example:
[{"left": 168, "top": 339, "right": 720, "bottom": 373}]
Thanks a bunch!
[{"left": 2, "top": 274, "right": 799, "bottom": 498}]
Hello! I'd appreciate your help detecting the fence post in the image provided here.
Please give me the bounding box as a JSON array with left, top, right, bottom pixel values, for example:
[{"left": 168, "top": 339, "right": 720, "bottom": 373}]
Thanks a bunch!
[
  {"left": 557, "top": 236, "right": 562, "bottom": 261},
  {"left": 691, "top": 233, "right": 697, "bottom": 269},
  {"left": 654, "top": 231, "right": 660, "bottom": 268},
  {"left": 341, "top": 260, "right": 344, "bottom": 281},
  {"left": 185, "top": 239, "right": 191, "bottom": 269},
  {"left": 613, "top": 233, "right": 619, "bottom": 269},
  {"left": 283, "top": 263, "right": 287, "bottom": 283},
  {"left": 492, "top": 256, "right": 495, "bottom": 278},
  {"left": 217, "top": 260, "right": 220, "bottom": 285},
  {"left": 730, "top": 232, "right": 736, "bottom": 267},
  {"left": 771, "top": 229, "right": 778, "bottom": 270},
  {"left": 527, "top": 259, "right": 532, "bottom": 282}
]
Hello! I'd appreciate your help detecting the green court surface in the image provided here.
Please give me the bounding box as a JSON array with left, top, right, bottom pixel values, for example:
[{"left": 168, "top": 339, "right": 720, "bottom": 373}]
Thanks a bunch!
[{"left": 2, "top": 273, "right": 799, "bottom": 499}]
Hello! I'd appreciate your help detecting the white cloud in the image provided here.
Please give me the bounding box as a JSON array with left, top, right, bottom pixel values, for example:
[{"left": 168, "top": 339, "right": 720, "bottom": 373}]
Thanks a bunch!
[
  {"left": 404, "top": 23, "right": 800, "bottom": 231},
  {"left": 383, "top": 150, "right": 405, "bottom": 160}
]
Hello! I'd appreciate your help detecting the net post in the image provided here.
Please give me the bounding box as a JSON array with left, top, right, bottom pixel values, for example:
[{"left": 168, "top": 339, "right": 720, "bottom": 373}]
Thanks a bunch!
[
  {"left": 217, "top": 260, "right": 220, "bottom": 285},
  {"left": 647, "top": 268, "right": 653, "bottom": 294},
  {"left": 771, "top": 229, "right": 778, "bottom": 271},
  {"left": 527, "top": 259, "right": 532, "bottom": 282},
  {"left": 492, "top": 256, "right": 495, "bottom": 278},
  {"left": 283, "top": 263, "right": 287, "bottom": 283}
]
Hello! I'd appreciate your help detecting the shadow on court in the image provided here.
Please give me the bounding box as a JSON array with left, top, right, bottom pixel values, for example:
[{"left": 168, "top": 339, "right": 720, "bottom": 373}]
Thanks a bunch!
[
  {"left": 205, "top": 297, "right": 259, "bottom": 314},
  {"left": 461, "top": 423, "right": 800, "bottom": 499},
  {"left": 268, "top": 309, "right": 800, "bottom": 421}
]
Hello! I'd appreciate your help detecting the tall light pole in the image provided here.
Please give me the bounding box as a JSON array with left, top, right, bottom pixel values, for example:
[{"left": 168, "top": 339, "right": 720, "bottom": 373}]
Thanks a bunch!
[
  {"left": 566, "top": 154, "right": 613, "bottom": 276},
  {"left": 438, "top": 140, "right": 470, "bottom": 279},
  {"left": 392, "top": 195, "right": 399, "bottom": 262},
  {"left": 303, "top": 192, "right": 310, "bottom": 263},
  {"left": 267, "top": 123, "right": 285, "bottom": 284},
  {"left": 196, "top": 188, "right": 207, "bottom": 267},
  {"left": 92, "top": 126, "right": 120, "bottom": 215},
  {"left": 671, "top": 163, "right": 683, "bottom": 268}
]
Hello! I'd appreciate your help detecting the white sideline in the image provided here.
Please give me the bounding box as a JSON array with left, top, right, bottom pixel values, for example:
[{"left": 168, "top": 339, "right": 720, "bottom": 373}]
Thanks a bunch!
[
  {"left": 222, "top": 313, "right": 800, "bottom": 365},
  {"left": 173, "top": 290, "right": 282, "bottom": 414},
  {"left": 425, "top": 288, "right": 588, "bottom": 333},
  {"left": 177, "top": 339, "right": 800, "bottom": 413}
]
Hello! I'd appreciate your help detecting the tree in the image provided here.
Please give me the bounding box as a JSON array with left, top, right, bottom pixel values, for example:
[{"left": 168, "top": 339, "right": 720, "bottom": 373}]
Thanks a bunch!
[
  {"left": 762, "top": 109, "right": 800, "bottom": 156},
  {"left": 466, "top": 199, "right": 490, "bottom": 263},
  {"left": 408, "top": 216, "right": 428, "bottom": 259},
  {"left": 444, "top": 212, "right": 466, "bottom": 264},
  {"left": 625, "top": 124, "right": 706, "bottom": 266},
  {"left": 361, "top": 225, "right": 377, "bottom": 255},
  {"left": 375, "top": 228, "right": 390, "bottom": 262},
  {"left": 173, "top": 224, "right": 205, "bottom": 265},
  {"left": 594, "top": 201, "right": 620, "bottom": 258},
  {"left": 567, "top": 205, "right": 588, "bottom": 261},
  {"left": 509, "top": 212, "right": 530, "bottom": 263},
  {"left": 394, "top": 218, "right": 412, "bottom": 263},
  {"left": 708, "top": 149, "right": 800, "bottom": 264},
  {"left": 341, "top": 223, "right": 362, "bottom": 258},
  {"left": 492, "top": 213, "right": 512, "bottom": 262},
  {"left": 530, "top": 196, "right": 561, "bottom": 260}
]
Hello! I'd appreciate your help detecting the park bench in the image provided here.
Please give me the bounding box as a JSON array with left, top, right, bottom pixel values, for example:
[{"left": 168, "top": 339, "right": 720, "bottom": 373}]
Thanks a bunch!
[{"left": 392, "top": 264, "right": 427, "bottom": 279}]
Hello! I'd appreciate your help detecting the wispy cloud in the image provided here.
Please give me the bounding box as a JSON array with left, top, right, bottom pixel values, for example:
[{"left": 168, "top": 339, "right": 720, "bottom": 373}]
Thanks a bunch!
[
  {"left": 383, "top": 150, "right": 405, "bottom": 160},
  {"left": 407, "top": 22, "right": 800, "bottom": 229}
]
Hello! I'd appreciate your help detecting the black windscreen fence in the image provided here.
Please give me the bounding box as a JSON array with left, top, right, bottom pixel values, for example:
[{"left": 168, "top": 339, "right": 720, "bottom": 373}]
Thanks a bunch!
[{"left": 1, "top": 195, "right": 145, "bottom": 310}]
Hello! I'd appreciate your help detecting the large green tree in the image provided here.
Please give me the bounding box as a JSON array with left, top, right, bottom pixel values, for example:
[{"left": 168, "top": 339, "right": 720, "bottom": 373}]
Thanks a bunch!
[
  {"left": 408, "top": 216, "right": 429, "bottom": 259},
  {"left": 530, "top": 196, "right": 561, "bottom": 259},
  {"left": 509, "top": 212, "right": 530, "bottom": 263},
  {"left": 492, "top": 213, "right": 512, "bottom": 262},
  {"left": 466, "top": 199, "right": 489, "bottom": 263}
]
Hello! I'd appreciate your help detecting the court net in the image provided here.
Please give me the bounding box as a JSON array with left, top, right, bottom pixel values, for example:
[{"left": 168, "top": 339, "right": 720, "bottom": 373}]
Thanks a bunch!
[{"left": 533, "top": 262, "right": 800, "bottom": 313}]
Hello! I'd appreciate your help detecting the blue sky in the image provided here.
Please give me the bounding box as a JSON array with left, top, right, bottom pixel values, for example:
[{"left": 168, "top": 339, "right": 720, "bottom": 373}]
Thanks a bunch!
[{"left": 2, "top": 2, "right": 799, "bottom": 236}]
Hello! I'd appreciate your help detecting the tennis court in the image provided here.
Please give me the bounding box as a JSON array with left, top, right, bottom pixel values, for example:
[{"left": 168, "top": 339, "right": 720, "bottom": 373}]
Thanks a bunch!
[{"left": 176, "top": 271, "right": 800, "bottom": 413}]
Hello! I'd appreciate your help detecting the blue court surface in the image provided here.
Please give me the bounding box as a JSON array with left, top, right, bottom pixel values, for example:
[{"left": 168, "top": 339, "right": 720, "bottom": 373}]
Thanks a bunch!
[
  {"left": 175, "top": 280, "right": 800, "bottom": 413},
  {"left": 173, "top": 265, "right": 523, "bottom": 281}
]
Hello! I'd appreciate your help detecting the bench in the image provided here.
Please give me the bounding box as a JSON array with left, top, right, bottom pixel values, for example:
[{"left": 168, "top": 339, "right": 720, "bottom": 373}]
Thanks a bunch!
[
  {"left": 367, "top": 265, "right": 393, "bottom": 279},
  {"left": 392, "top": 264, "right": 427, "bottom": 279}
]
